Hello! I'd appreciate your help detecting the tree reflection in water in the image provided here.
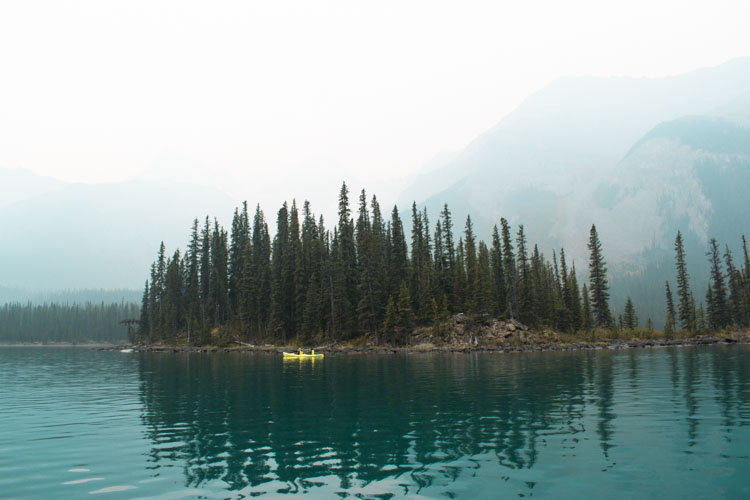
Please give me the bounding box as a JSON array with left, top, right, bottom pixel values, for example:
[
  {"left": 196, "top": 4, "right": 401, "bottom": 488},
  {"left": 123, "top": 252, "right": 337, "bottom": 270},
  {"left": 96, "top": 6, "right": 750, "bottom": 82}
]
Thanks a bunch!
[{"left": 136, "top": 347, "right": 750, "bottom": 495}]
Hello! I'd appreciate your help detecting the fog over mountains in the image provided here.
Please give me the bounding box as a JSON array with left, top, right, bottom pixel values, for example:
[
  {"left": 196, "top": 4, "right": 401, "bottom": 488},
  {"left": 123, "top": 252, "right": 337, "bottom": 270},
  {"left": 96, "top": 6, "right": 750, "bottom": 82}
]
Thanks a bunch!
[
  {"left": 0, "top": 176, "right": 237, "bottom": 299},
  {"left": 399, "top": 57, "right": 750, "bottom": 325},
  {"left": 2, "top": 58, "right": 749, "bottom": 325}
]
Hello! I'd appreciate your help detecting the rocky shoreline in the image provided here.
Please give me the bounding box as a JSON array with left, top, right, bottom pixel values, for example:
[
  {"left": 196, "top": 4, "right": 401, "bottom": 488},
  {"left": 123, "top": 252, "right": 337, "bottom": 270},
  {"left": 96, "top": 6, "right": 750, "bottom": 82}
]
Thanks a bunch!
[{"left": 106, "top": 333, "right": 749, "bottom": 355}]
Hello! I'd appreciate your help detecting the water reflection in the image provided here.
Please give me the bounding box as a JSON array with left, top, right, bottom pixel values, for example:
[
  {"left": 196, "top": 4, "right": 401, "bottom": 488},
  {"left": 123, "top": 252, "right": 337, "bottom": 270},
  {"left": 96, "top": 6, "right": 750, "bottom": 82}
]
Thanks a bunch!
[{"left": 135, "top": 347, "right": 750, "bottom": 496}]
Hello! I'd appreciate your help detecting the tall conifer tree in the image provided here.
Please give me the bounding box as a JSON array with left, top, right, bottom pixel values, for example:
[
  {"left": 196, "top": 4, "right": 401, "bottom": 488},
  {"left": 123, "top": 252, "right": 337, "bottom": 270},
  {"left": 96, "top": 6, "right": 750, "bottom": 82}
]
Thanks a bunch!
[
  {"left": 587, "top": 224, "right": 611, "bottom": 328},
  {"left": 674, "top": 231, "right": 693, "bottom": 331}
]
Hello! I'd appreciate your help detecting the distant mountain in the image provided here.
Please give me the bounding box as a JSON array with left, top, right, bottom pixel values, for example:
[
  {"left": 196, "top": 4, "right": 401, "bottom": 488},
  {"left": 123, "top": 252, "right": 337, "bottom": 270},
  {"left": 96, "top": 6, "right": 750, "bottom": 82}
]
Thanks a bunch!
[
  {"left": 398, "top": 58, "right": 750, "bottom": 326},
  {"left": 0, "top": 167, "right": 67, "bottom": 208},
  {"left": 594, "top": 117, "right": 750, "bottom": 324},
  {"left": 0, "top": 178, "right": 238, "bottom": 293}
]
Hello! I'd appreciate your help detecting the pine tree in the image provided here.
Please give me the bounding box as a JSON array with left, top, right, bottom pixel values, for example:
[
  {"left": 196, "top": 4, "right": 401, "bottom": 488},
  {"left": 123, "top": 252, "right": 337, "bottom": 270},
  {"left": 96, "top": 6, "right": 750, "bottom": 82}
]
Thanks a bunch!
[
  {"left": 674, "top": 231, "right": 693, "bottom": 331},
  {"left": 587, "top": 224, "right": 611, "bottom": 328}
]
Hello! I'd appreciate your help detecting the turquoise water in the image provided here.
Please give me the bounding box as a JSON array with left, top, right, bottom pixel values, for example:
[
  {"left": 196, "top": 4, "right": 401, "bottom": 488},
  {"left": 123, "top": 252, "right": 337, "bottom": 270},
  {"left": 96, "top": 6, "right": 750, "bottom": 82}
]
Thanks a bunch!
[{"left": 0, "top": 346, "right": 748, "bottom": 499}]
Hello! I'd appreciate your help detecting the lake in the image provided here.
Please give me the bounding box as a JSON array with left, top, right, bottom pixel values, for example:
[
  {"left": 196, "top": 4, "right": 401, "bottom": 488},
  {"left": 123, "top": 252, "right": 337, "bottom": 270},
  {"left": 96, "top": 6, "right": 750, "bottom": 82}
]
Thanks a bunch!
[{"left": 0, "top": 345, "right": 748, "bottom": 499}]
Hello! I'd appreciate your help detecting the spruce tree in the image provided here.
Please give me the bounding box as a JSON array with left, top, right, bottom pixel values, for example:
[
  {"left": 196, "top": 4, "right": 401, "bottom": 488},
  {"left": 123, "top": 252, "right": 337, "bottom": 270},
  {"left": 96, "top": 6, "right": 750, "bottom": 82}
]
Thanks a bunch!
[
  {"left": 476, "top": 241, "right": 492, "bottom": 314},
  {"left": 674, "top": 231, "right": 693, "bottom": 331},
  {"left": 138, "top": 280, "right": 150, "bottom": 342},
  {"left": 333, "top": 183, "right": 359, "bottom": 338},
  {"left": 382, "top": 296, "right": 397, "bottom": 344},
  {"left": 587, "top": 224, "right": 611, "bottom": 328},
  {"left": 199, "top": 217, "right": 212, "bottom": 329},
  {"left": 463, "top": 216, "right": 478, "bottom": 314},
  {"left": 490, "top": 225, "right": 507, "bottom": 317},
  {"left": 665, "top": 281, "right": 676, "bottom": 332},
  {"left": 581, "top": 283, "right": 593, "bottom": 331},
  {"left": 388, "top": 205, "right": 409, "bottom": 302},
  {"left": 252, "top": 205, "right": 272, "bottom": 338},
  {"left": 568, "top": 263, "right": 583, "bottom": 331},
  {"left": 396, "top": 281, "right": 414, "bottom": 345},
  {"left": 185, "top": 218, "right": 202, "bottom": 342},
  {"left": 623, "top": 296, "right": 636, "bottom": 330},
  {"left": 663, "top": 313, "right": 674, "bottom": 339},
  {"left": 558, "top": 249, "right": 573, "bottom": 331},
  {"left": 724, "top": 245, "right": 743, "bottom": 327},
  {"left": 707, "top": 238, "right": 731, "bottom": 329},
  {"left": 516, "top": 225, "right": 532, "bottom": 324},
  {"left": 741, "top": 235, "right": 750, "bottom": 327},
  {"left": 440, "top": 204, "right": 456, "bottom": 311},
  {"left": 501, "top": 218, "right": 518, "bottom": 319}
]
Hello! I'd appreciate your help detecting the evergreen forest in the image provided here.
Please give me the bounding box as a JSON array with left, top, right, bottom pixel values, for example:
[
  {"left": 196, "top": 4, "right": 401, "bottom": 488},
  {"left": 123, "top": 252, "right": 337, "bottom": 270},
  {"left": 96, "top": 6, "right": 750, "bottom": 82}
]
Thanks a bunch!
[
  {"left": 136, "top": 183, "right": 750, "bottom": 346},
  {"left": 0, "top": 301, "right": 139, "bottom": 343}
]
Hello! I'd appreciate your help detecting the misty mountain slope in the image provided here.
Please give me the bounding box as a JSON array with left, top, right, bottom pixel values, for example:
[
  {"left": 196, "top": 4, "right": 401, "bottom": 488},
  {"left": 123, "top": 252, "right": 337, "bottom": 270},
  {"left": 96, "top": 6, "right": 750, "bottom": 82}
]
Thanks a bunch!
[
  {"left": 0, "top": 167, "right": 67, "bottom": 208},
  {"left": 0, "top": 179, "right": 237, "bottom": 291},
  {"left": 400, "top": 59, "right": 750, "bottom": 326},
  {"left": 400, "top": 57, "right": 750, "bottom": 244},
  {"left": 579, "top": 117, "right": 750, "bottom": 326},
  {"left": 600, "top": 117, "right": 750, "bottom": 258}
]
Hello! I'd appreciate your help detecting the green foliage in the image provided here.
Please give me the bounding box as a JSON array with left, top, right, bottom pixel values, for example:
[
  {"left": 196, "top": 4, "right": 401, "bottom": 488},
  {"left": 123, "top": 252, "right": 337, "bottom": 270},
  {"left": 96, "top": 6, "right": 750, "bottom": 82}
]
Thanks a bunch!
[
  {"left": 623, "top": 296, "right": 636, "bottom": 330},
  {"left": 136, "top": 183, "right": 750, "bottom": 346},
  {"left": 664, "top": 281, "right": 676, "bottom": 332},
  {"left": 707, "top": 238, "right": 731, "bottom": 329},
  {"left": 587, "top": 225, "right": 611, "bottom": 328},
  {"left": 674, "top": 231, "right": 693, "bottom": 331}
]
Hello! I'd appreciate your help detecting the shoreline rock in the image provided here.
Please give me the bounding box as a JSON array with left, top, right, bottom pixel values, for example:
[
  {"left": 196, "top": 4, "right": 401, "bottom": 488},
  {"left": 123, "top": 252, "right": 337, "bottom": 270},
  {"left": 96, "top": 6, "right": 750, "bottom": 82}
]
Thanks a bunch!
[{"left": 105, "top": 334, "right": 748, "bottom": 355}]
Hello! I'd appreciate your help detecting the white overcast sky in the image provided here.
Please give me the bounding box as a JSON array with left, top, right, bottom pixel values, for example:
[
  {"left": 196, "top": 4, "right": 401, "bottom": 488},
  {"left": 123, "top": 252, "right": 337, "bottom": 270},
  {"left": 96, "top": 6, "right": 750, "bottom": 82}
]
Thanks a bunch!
[{"left": 1, "top": 0, "right": 749, "bottom": 212}]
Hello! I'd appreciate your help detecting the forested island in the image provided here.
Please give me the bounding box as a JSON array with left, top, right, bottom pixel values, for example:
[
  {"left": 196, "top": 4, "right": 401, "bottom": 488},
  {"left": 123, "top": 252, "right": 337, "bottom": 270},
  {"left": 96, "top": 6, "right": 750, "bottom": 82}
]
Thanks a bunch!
[{"left": 130, "top": 183, "right": 750, "bottom": 350}]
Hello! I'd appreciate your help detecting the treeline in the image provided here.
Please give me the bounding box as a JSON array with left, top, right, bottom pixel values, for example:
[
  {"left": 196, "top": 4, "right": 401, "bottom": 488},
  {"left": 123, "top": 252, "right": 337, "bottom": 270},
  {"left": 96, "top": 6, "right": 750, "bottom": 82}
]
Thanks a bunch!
[
  {"left": 661, "top": 231, "right": 750, "bottom": 336},
  {"left": 138, "top": 182, "right": 750, "bottom": 346},
  {"left": 0, "top": 301, "right": 139, "bottom": 343}
]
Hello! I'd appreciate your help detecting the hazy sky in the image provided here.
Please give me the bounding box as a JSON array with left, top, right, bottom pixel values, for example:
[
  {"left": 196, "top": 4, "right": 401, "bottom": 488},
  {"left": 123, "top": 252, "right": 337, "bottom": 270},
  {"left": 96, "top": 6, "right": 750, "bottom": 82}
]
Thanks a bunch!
[{"left": 1, "top": 0, "right": 749, "bottom": 212}]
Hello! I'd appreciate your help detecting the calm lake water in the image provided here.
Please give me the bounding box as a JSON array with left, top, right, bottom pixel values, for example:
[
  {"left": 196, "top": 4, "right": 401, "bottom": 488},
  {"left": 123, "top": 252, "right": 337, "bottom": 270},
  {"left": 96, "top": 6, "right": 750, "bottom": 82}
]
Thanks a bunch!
[{"left": 1, "top": 345, "right": 748, "bottom": 499}]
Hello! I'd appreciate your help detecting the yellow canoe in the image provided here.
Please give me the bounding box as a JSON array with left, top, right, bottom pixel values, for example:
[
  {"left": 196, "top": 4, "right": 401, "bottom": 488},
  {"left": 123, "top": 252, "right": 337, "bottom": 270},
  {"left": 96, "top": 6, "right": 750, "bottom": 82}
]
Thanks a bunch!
[{"left": 282, "top": 352, "right": 324, "bottom": 359}]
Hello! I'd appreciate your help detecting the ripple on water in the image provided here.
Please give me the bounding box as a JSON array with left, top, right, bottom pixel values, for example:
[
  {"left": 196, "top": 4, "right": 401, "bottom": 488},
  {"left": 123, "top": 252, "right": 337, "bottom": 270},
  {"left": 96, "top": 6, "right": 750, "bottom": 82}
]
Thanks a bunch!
[
  {"left": 89, "top": 485, "right": 137, "bottom": 494},
  {"left": 2, "top": 346, "right": 750, "bottom": 499}
]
